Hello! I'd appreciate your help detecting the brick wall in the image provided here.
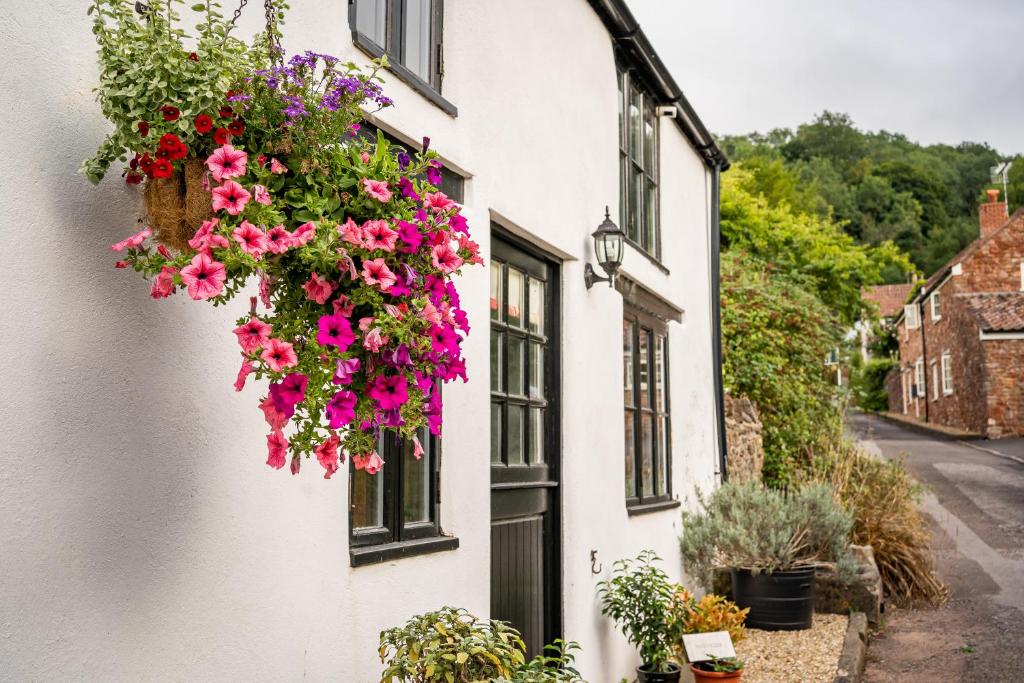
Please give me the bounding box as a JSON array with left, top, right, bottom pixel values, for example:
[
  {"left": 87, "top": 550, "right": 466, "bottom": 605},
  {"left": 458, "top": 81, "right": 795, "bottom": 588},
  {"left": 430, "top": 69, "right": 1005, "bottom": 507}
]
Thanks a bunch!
[
  {"left": 921, "top": 295, "right": 988, "bottom": 433},
  {"left": 957, "top": 213, "right": 1024, "bottom": 293},
  {"left": 894, "top": 315, "right": 926, "bottom": 418},
  {"left": 983, "top": 339, "right": 1024, "bottom": 438}
]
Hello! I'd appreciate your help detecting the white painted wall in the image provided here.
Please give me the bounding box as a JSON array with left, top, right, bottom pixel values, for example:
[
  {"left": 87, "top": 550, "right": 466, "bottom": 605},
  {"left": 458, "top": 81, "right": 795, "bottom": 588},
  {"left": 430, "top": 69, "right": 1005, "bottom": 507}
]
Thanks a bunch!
[{"left": 0, "top": 0, "right": 721, "bottom": 680}]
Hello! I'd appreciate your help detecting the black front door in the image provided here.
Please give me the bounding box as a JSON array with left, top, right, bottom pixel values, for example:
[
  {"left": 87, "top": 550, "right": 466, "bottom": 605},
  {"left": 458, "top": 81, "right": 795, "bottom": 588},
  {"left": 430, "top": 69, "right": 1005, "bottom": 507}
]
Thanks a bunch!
[{"left": 489, "top": 232, "right": 561, "bottom": 657}]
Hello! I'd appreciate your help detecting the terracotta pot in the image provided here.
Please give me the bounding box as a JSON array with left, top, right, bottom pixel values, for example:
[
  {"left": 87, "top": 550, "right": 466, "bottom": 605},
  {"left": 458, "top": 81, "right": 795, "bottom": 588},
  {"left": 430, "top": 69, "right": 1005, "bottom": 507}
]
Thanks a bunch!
[
  {"left": 637, "top": 662, "right": 681, "bottom": 683},
  {"left": 690, "top": 663, "right": 743, "bottom": 682}
]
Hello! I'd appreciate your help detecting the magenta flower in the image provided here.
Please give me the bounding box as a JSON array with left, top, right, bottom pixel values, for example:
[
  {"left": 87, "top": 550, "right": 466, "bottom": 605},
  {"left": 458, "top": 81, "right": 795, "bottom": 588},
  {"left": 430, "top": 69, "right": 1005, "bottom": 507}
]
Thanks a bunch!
[
  {"left": 205, "top": 144, "right": 247, "bottom": 182},
  {"left": 333, "top": 357, "right": 361, "bottom": 384},
  {"left": 269, "top": 372, "right": 308, "bottom": 417},
  {"left": 315, "top": 433, "right": 342, "bottom": 479},
  {"left": 431, "top": 242, "right": 464, "bottom": 274},
  {"left": 423, "top": 191, "right": 456, "bottom": 213},
  {"left": 362, "top": 257, "right": 397, "bottom": 291},
  {"left": 260, "top": 338, "right": 298, "bottom": 372},
  {"left": 397, "top": 176, "right": 420, "bottom": 201},
  {"left": 316, "top": 312, "right": 355, "bottom": 350},
  {"left": 289, "top": 221, "right": 316, "bottom": 247},
  {"left": 233, "top": 318, "right": 272, "bottom": 353},
  {"left": 111, "top": 227, "right": 152, "bottom": 252},
  {"left": 232, "top": 220, "right": 269, "bottom": 257},
  {"left": 303, "top": 272, "right": 334, "bottom": 304},
  {"left": 266, "top": 430, "right": 288, "bottom": 469},
  {"left": 449, "top": 213, "right": 469, "bottom": 235},
  {"left": 211, "top": 180, "right": 251, "bottom": 215},
  {"left": 428, "top": 324, "right": 460, "bottom": 356},
  {"left": 325, "top": 389, "right": 357, "bottom": 428},
  {"left": 361, "top": 177, "right": 392, "bottom": 202},
  {"left": 149, "top": 265, "right": 178, "bottom": 299},
  {"left": 362, "top": 219, "right": 398, "bottom": 252},
  {"left": 396, "top": 220, "right": 423, "bottom": 253},
  {"left": 180, "top": 252, "right": 227, "bottom": 300},
  {"left": 368, "top": 374, "right": 409, "bottom": 410}
]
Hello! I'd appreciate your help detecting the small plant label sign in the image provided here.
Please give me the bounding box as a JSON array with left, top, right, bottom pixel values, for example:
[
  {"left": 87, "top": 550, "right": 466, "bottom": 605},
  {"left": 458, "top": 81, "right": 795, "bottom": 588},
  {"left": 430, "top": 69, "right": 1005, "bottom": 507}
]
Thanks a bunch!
[{"left": 682, "top": 631, "right": 736, "bottom": 662}]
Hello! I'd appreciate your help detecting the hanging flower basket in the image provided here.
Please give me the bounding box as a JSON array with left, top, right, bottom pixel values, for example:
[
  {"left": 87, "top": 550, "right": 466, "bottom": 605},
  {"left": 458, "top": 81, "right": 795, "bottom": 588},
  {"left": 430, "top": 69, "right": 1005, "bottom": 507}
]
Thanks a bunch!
[{"left": 86, "top": 1, "right": 482, "bottom": 477}]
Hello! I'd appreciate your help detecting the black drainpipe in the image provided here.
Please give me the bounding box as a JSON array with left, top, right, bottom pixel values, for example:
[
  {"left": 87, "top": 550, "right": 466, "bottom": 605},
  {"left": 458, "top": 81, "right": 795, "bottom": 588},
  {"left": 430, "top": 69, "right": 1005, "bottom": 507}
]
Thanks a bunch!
[
  {"left": 709, "top": 161, "right": 728, "bottom": 481},
  {"left": 919, "top": 301, "right": 929, "bottom": 423}
]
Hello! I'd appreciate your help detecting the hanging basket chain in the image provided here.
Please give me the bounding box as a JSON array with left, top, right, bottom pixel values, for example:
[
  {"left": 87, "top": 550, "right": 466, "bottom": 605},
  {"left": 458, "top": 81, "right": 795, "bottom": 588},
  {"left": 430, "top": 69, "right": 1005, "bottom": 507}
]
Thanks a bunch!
[{"left": 222, "top": 0, "right": 282, "bottom": 63}]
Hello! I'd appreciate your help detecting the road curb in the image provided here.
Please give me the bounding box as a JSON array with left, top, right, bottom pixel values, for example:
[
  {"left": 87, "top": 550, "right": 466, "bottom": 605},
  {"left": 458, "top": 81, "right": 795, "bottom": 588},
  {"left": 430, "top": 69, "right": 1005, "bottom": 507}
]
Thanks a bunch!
[
  {"left": 873, "top": 412, "right": 979, "bottom": 440},
  {"left": 833, "top": 612, "right": 867, "bottom": 683}
]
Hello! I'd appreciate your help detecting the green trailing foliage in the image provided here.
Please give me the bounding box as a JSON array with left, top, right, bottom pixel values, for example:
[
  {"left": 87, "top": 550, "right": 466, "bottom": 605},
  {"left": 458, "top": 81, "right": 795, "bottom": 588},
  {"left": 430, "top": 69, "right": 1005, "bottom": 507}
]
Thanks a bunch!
[
  {"left": 849, "top": 355, "right": 898, "bottom": 412},
  {"left": 679, "top": 481, "right": 855, "bottom": 591}
]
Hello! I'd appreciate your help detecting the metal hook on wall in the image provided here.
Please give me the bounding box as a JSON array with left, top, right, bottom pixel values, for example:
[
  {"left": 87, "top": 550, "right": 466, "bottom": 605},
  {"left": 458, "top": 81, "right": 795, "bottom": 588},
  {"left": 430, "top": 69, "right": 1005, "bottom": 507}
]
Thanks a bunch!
[{"left": 590, "top": 549, "right": 602, "bottom": 575}]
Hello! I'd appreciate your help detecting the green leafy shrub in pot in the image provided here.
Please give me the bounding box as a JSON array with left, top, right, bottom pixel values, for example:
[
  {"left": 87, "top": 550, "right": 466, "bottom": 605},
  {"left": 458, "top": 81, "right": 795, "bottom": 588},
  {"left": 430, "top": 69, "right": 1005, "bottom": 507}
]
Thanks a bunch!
[
  {"left": 679, "top": 481, "right": 855, "bottom": 590},
  {"left": 495, "top": 640, "right": 585, "bottom": 683}
]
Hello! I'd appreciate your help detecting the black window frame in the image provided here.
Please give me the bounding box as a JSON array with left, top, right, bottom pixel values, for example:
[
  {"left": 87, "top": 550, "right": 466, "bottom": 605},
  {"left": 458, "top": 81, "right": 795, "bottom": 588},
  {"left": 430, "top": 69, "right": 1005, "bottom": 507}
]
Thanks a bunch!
[
  {"left": 623, "top": 304, "right": 674, "bottom": 512},
  {"left": 617, "top": 66, "right": 661, "bottom": 260},
  {"left": 347, "top": 0, "right": 457, "bottom": 116},
  {"left": 349, "top": 430, "right": 459, "bottom": 566}
]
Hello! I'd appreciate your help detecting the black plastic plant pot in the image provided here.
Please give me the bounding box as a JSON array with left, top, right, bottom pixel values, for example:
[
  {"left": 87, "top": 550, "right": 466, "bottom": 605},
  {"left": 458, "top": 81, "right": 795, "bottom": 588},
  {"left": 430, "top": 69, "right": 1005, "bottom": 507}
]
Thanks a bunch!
[
  {"left": 731, "top": 567, "right": 815, "bottom": 630},
  {"left": 637, "top": 662, "right": 682, "bottom": 683}
]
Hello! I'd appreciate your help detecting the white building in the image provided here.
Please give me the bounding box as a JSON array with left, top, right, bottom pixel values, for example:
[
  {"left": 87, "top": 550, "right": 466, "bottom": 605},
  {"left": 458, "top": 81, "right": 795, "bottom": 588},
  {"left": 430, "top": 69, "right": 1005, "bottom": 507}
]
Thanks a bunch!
[{"left": 0, "top": 0, "right": 728, "bottom": 679}]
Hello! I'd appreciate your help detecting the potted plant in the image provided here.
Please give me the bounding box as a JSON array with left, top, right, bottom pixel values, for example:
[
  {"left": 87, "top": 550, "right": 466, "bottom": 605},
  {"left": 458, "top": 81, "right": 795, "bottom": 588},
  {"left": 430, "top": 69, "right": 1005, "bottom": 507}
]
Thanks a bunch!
[
  {"left": 667, "top": 588, "right": 748, "bottom": 665},
  {"left": 690, "top": 656, "right": 744, "bottom": 682},
  {"left": 679, "top": 481, "right": 854, "bottom": 630},
  {"left": 597, "top": 551, "right": 682, "bottom": 683}
]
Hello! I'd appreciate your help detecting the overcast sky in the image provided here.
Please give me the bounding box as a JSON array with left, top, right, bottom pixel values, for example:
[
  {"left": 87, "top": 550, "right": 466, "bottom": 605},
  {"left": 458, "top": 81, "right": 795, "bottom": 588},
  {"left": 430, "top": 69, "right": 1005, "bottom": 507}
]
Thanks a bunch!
[{"left": 625, "top": 0, "right": 1023, "bottom": 156}]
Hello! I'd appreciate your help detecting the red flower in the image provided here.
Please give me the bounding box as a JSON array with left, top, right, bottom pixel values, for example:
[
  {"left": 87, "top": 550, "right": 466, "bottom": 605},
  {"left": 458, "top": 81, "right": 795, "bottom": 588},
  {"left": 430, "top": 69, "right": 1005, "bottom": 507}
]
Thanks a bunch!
[
  {"left": 227, "top": 119, "right": 245, "bottom": 136},
  {"left": 152, "top": 158, "right": 174, "bottom": 179},
  {"left": 158, "top": 132, "right": 181, "bottom": 149},
  {"left": 160, "top": 105, "right": 180, "bottom": 122},
  {"left": 157, "top": 133, "right": 187, "bottom": 161},
  {"left": 188, "top": 51, "right": 198, "bottom": 61},
  {"left": 125, "top": 172, "right": 143, "bottom": 185},
  {"left": 129, "top": 155, "right": 140, "bottom": 170},
  {"left": 257, "top": 154, "right": 267, "bottom": 166},
  {"left": 114, "top": 260, "right": 129, "bottom": 268},
  {"left": 139, "top": 153, "right": 155, "bottom": 176},
  {"left": 157, "top": 244, "right": 172, "bottom": 259},
  {"left": 194, "top": 114, "right": 214, "bottom": 134},
  {"left": 218, "top": 106, "right": 233, "bottom": 119},
  {"left": 137, "top": 120, "right": 150, "bottom": 137},
  {"left": 213, "top": 127, "right": 231, "bottom": 145}
]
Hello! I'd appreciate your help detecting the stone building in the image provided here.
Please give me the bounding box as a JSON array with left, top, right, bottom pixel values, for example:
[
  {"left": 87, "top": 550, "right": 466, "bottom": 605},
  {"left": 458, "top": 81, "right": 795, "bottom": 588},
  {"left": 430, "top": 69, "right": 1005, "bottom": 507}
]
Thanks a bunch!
[{"left": 889, "top": 190, "right": 1024, "bottom": 437}]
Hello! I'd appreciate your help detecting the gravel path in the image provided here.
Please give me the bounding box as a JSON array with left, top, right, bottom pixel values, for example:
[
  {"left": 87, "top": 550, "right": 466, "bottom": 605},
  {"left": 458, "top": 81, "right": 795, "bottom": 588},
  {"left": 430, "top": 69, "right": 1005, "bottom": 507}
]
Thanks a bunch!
[{"left": 733, "top": 613, "right": 847, "bottom": 683}]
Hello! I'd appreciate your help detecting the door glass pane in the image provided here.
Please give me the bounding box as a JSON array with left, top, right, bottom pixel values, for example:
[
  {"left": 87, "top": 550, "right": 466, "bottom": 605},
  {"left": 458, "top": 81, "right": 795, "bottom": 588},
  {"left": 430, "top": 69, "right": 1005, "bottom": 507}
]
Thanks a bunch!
[
  {"left": 490, "top": 403, "right": 503, "bottom": 463},
  {"left": 507, "top": 336, "right": 524, "bottom": 396},
  {"left": 624, "top": 409, "right": 635, "bottom": 497},
  {"left": 638, "top": 329, "right": 650, "bottom": 409},
  {"left": 641, "top": 413, "right": 654, "bottom": 497},
  {"left": 654, "top": 334, "right": 665, "bottom": 412},
  {"left": 528, "top": 279, "right": 545, "bottom": 335},
  {"left": 528, "top": 343, "right": 544, "bottom": 399},
  {"left": 528, "top": 407, "right": 544, "bottom": 463},
  {"left": 402, "top": 0, "right": 432, "bottom": 82},
  {"left": 656, "top": 416, "right": 668, "bottom": 496},
  {"left": 403, "top": 432, "right": 430, "bottom": 524},
  {"left": 507, "top": 405, "right": 524, "bottom": 465},
  {"left": 491, "top": 331, "right": 504, "bottom": 392},
  {"left": 623, "top": 320, "right": 634, "bottom": 407},
  {"left": 490, "top": 261, "right": 503, "bottom": 321},
  {"left": 507, "top": 268, "right": 524, "bottom": 328},
  {"left": 355, "top": 0, "right": 387, "bottom": 46}
]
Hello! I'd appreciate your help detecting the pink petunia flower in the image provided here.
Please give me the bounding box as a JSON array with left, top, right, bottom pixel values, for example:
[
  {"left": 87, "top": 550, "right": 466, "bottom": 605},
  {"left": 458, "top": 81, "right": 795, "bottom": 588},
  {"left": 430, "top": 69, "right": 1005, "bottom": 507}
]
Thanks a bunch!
[
  {"left": 333, "top": 293, "right": 356, "bottom": 317},
  {"left": 290, "top": 453, "right": 301, "bottom": 475},
  {"left": 431, "top": 242, "right": 464, "bottom": 274},
  {"left": 423, "top": 191, "right": 456, "bottom": 213},
  {"left": 363, "top": 327, "right": 387, "bottom": 352},
  {"left": 211, "top": 180, "right": 251, "bottom": 215},
  {"left": 233, "top": 318, "right": 272, "bottom": 353},
  {"left": 266, "top": 430, "right": 288, "bottom": 470},
  {"left": 111, "top": 227, "right": 152, "bottom": 252},
  {"left": 362, "top": 219, "right": 398, "bottom": 252},
  {"left": 361, "top": 258, "right": 397, "bottom": 291},
  {"left": 419, "top": 300, "right": 442, "bottom": 325},
  {"left": 458, "top": 233, "right": 484, "bottom": 265},
  {"left": 259, "top": 395, "right": 288, "bottom": 430},
  {"left": 260, "top": 338, "right": 298, "bottom": 372},
  {"left": 325, "top": 390, "right": 357, "bottom": 429},
  {"left": 258, "top": 271, "right": 272, "bottom": 308},
  {"left": 269, "top": 373, "right": 308, "bottom": 418},
  {"left": 265, "top": 225, "right": 291, "bottom": 254},
  {"left": 179, "top": 252, "right": 227, "bottom": 300},
  {"left": 150, "top": 265, "right": 178, "bottom": 299},
  {"left": 234, "top": 359, "right": 253, "bottom": 391},
  {"left": 289, "top": 221, "right": 316, "bottom": 247},
  {"left": 205, "top": 144, "right": 247, "bottom": 182},
  {"left": 353, "top": 451, "right": 384, "bottom": 475},
  {"left": 303, "top": 272, "right": 334, "bottom": 304},
  {"left": 338, "top": 217, "right": 364, "bottom": 247},
  {"left": 412, "top": 435, "right": 425, "bottom": 460},
  {"left": 315, "top": 433, "right": 342, "bottom": 479},
  {"left": 232, "top": 220, "right": 269, "bottom": 257},
  {"left": 359, "top": 151, "right": 371, "bottom": 164},
  {"left": 252, "top": 184, "right": 272, "bottom": 206},
  {"left": 333, "top": 357, "right": 361, "bottom": 384},
  {"left": 269, "top": 157, "right": 287, "bottom": 174},
  {"left": 316, "top": 312, "right": 355, "bottom": 350},
  {"left": 361, "top": 178, "right": 392, "bottom": 202}
]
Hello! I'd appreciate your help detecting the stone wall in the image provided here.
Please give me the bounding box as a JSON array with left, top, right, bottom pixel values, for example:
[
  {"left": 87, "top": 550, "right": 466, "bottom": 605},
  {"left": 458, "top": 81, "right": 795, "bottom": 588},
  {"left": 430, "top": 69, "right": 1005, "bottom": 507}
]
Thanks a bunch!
[
  {"left": 884, "top": 368, "right": 903, "bottom": 415},
  {"left": 725, "top": 394, "right": 763, "bottom": 483},
  {"left": 983, "top": 339, "right": 1024, "bottom": 438}
]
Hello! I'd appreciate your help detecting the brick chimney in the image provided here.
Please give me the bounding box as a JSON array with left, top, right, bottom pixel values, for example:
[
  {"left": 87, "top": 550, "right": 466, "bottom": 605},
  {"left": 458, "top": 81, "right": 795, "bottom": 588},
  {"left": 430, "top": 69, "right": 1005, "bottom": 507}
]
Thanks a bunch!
[{"left": 979, "top": 188, "right": 1009, "bottom": 238}]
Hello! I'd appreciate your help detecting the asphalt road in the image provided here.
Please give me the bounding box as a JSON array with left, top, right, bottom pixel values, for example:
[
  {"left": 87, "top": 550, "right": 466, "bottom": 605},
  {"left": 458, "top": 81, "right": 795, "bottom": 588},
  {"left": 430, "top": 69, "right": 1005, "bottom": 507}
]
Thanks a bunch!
[{"left": 852, "top": 413, "right": 1024, "bottom": 682}]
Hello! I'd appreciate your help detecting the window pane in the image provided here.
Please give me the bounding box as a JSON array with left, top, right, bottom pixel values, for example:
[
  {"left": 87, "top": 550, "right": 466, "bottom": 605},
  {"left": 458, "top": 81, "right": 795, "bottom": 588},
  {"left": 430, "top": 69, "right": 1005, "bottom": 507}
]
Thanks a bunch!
[
  {"left": 624, "top": 409, "right": 636, "bottom": 497},
  {"left": 645, "top": 179, "right": 658, "bottom": 255},
  {"left": 528, "top": 407, "right": 544, "bottom": 463},
  {"left": 644, "top": 110, "right": 656, "bottom": 174},
  {"left": 490, "top": 403, "right": 503, "bottom": 463},
  {"left": 403, "top": 433, "right": 430, "bottom": 524},
  {"left": 402, "top": 0, "right": 432, "bottom": 82},
  {"left": 490, "top": 261, "right": 503, "bottom": 321},
  {"left": 528, "top": 343, "right": 544, "bottom": 399},
  {"left": 619, "top": 154, "right": 629, "bottom": 239},
  {"left": 632, "top": 167, "right": 644, "bottom": 247},
  {"left": 629, "top": 88, "right": 642, "bottom": 163},
  {"left": 507, "top": 405, "right": 524, "bottom": 465},
  {"left": 617, "top": 71, "right": 625, "bottom": 150},
  {"left": 355, "top": 0, "right": 387, "bottom": 46},
  {"left": 507, "top": 268, "right": 524, "bottom": 328},
  {"left": 623, "top": 320, "right": 635, "bottom": 407},
  {"left": 490, "top": 331, "right": 504, "bottom": 392},
  {"left": 641, "top": 413, "right": 654, "bottom": 497},
  {"left": 352, "top": 463, "right": 384, "bottom": 530},
  {"left": 638, "top": 329, "right": 650, "bottom": 409},
  {"left": 507, "top": 336, "right": 524, "bottom": 396},
  {"left": 656, "top": 416, "right": 668, "bottom": 495},
  {"left": 528, "top": 279, "right": 545, "bottom": 335},
  {"left": 654, "top": 334, "right": 665, "bottom": 412}
]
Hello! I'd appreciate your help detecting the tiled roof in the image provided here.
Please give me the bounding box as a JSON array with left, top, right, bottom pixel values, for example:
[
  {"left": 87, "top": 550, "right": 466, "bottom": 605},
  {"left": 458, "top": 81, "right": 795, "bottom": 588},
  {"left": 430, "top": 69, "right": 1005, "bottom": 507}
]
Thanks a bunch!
[
  {"left": 863, "top": 284, "right": 914, "bottom": 318},
  {"left": 958, "top": 292, "right": 1024, "bottom": 332}
]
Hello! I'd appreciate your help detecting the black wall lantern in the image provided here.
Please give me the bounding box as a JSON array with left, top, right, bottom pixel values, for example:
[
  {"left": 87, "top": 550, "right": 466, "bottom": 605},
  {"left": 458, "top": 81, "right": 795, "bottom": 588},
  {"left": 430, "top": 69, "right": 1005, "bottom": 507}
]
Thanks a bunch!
[{"left": 584, "top": 207, "right": 625, "bottom": 289}]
